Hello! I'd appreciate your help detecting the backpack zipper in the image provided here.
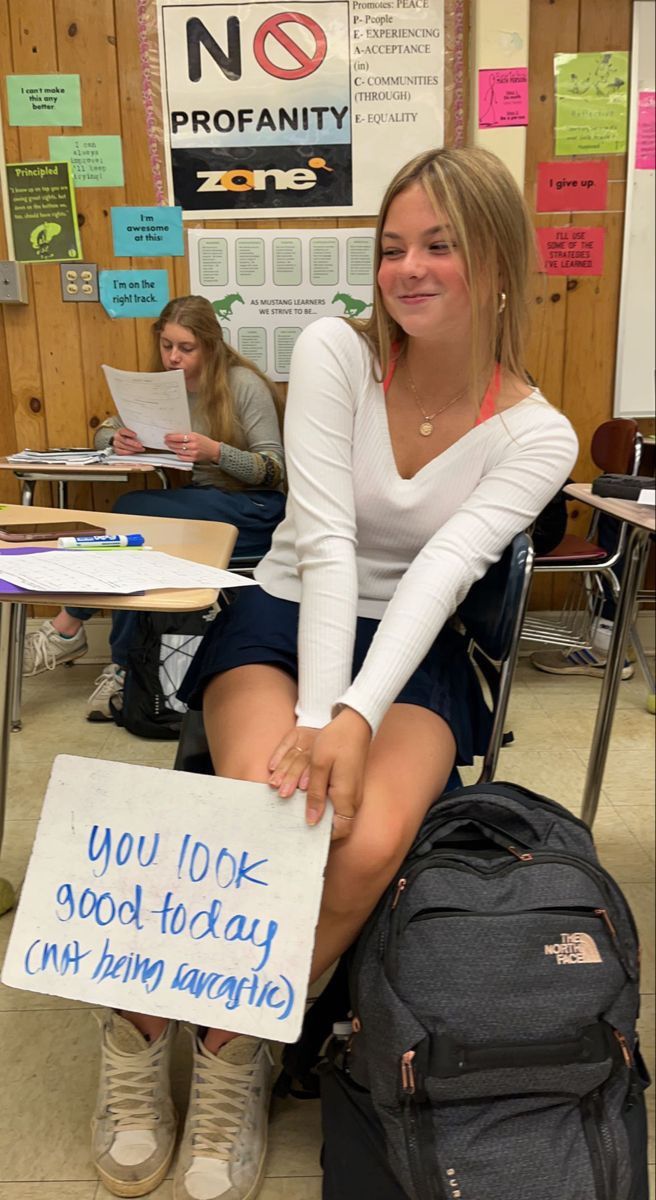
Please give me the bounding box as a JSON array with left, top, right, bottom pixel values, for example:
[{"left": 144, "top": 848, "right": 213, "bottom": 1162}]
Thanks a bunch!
[
  {"left": 401, "top": 1050, "right": 447, "bottom": 1200},
  {"left": 580, "top": 1086, "right": 619, "bottom": 1200}
]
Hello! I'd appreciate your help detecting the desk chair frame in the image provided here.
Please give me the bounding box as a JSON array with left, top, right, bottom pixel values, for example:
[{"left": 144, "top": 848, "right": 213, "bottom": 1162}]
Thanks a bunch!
[{"left": 521, "top": 419, "right": 643, "bottom": 653}]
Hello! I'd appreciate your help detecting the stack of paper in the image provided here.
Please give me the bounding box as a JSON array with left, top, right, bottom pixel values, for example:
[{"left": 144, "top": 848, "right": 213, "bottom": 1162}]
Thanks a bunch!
[
  {"left": 102, "top": 453, "right": 193, "bottom": 471},
  {"left": 8, "top": 449, "right": 107, "bottom": 466},
  {"left": 0, "top": 550, "right": 258, "bottom": 594}
]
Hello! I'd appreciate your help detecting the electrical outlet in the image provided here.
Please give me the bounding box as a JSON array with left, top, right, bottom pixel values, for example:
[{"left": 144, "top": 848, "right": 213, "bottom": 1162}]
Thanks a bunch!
[
  {"left": 0, "top": 261, "right": 28, "bottom": 304},
  {"left": 60, "top": 262, "right": 99, "bottom": 302}
]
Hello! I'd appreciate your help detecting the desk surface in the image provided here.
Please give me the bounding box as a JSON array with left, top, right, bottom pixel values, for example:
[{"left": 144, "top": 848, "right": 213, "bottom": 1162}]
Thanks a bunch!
[
  {"left": 0, "top": 503, "right": 237, "bottom": 612},
  {"left": 565, "top": 483, "right": 655, "bottom": 533},
  {"left": 0, "top": 458, "right": 158, "bottom": 476}
]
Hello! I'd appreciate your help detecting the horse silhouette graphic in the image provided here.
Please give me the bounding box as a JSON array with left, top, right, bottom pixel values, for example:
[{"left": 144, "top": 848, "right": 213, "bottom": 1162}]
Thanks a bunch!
[
  {"left": 332, "top": 292, "right": 372, "bottom": 318},
  {"left": 211, "top": 293, "right": 244, "bottom": 320}
]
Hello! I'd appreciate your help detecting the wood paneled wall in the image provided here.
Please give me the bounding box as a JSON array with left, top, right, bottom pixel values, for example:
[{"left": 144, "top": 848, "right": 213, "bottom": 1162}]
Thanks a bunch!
[{"left": 0, "top": 0, "right": 649, "bottom": 596}]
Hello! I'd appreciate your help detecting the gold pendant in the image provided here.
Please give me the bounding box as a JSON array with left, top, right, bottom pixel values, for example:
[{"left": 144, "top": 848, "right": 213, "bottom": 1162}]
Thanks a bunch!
[{"left": 419, "top": 420, "right": 433, "bottom": 437}]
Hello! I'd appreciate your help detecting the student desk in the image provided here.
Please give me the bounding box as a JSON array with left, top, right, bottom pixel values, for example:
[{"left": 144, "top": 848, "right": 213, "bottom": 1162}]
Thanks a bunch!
[
  {"left": 564, "top": 483, "right": 655, "bottom": 827},
  {"left": 0, "top": 503, "right": 238, "bottom": 909},
  {"left": 0, "top": 458, "right": 169, "bottom": 507}
]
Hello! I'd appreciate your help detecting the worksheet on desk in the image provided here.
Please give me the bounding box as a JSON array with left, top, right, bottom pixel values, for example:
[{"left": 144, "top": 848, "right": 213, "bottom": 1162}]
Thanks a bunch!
[
  {"left": 0, "top": 550, "right": 258, "bottom": 593},
  {"left": 101, "top": 365, "right": 191, "bottom": 450}
]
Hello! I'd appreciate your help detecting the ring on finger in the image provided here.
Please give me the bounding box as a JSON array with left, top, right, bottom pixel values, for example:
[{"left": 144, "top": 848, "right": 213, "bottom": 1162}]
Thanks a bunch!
[
  {"left": 333, "top": 812, "right": 355, "bottom": 821},
  {"left": 294, "top": 745, "right": 306, "bottom": 753}
]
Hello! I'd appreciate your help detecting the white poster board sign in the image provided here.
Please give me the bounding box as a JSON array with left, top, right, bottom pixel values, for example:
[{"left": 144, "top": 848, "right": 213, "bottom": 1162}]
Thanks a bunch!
[
  {"left": 189, "top": 226, "right": 375, "bottom": 379},
  {"left": 157, "top": 0, "right": 444, "bottom": 218},
  {"left": 2, "top": 756, "right": 332, "bottom": 1042}
]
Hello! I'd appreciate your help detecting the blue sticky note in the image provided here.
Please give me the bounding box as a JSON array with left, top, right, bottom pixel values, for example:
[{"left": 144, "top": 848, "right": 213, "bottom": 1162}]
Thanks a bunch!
[
  {"left": 99, "top": 270, "right": 169, "bottom": 318},
  {"left": 111, "top": 207, "right": 184, "bottom": 257}
]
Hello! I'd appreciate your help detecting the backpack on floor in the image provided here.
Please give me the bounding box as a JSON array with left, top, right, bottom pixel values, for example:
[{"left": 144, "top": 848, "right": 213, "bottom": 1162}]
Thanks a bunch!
[
  {"left": 111, "top": 606, "right": 216, "bottom": 740},
  {"left": 346, "top": 781, "right": 650, "bottom": 1200}
]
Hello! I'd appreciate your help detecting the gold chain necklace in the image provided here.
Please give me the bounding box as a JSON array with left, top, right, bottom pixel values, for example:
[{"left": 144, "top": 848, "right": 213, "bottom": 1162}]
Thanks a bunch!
[{"left": 405, "top": 364, "right": 469, "bottom": 437}]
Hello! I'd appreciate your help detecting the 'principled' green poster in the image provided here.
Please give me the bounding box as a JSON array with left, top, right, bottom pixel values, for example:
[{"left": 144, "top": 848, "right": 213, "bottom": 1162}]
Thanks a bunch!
[{"left": 6, "top": 161, "right": 83, "bottom": 263}]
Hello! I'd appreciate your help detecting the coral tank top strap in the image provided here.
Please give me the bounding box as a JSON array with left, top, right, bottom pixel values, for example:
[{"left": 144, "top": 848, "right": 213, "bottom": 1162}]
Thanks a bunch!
[{"left": 384, "top": 353, "right": 501, "bottom": 427}]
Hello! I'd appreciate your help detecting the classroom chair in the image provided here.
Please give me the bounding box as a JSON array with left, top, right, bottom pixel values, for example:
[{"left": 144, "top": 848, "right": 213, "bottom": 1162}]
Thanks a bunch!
[
  {"left": 173, "top": 532, "right": 535, "bottom": 786},
  {"left": 521, "top": 417, "right": 643, "bottom": 652}
]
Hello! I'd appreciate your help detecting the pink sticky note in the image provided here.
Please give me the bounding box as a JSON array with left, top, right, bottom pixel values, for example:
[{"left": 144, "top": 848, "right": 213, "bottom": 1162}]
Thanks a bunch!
[
  {"left": 478, "top": 68, "right": 529, "bottom": 128},
  {"left": 536, "top": 161, "right": 608, "bottom": 212},
  {"left": 635, "top": 90, "right": 655, "bottom": 170},
  {"left": 537, "top": 227, "right": 605, "bottom": 276}
]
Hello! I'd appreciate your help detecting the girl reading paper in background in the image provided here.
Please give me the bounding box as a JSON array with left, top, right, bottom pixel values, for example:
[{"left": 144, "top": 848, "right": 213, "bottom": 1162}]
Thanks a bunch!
[{"left": 22, "top": 294, "right": 285, "bottom": 722}]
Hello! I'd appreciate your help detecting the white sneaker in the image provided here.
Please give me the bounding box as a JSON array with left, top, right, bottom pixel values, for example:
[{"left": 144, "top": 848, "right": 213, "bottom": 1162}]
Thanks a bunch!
[
  {"left": 87, "top": 663, "right": 126, "bottom": 722},
  {"left": 91, "top": 1011, "right": 177, "bottom": 1197},
  {"left": 22, "top": 619, "right": 87, "bottom": 676},
  {"left": 174, "top": 1034, "right": 274, "bottom": 1200},
  {"left": 530, "top": 648, "right": 634, "bottom": 680}
]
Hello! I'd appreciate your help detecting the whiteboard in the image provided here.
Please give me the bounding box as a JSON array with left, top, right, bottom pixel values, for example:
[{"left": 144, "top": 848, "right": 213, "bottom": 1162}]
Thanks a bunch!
[{"left": 614, "top": 1, "right": 655, "bottom": 418}]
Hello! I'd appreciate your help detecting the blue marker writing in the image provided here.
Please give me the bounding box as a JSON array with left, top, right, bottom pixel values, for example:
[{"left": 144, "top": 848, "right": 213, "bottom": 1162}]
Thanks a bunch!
[{"left": 58, "top": 534, "right": 146, "bottom": 549}]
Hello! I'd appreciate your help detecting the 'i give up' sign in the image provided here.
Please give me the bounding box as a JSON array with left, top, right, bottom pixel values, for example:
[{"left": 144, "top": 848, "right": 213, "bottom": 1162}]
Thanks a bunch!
[{"left": 1, "top": 755, "right": 332, "bottom": 1041}]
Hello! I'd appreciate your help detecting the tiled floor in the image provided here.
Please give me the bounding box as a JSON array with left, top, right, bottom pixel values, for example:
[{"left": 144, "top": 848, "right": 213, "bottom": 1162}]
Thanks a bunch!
[{"left": 0, "top": 657, "right": 653, "bottom": 1199}]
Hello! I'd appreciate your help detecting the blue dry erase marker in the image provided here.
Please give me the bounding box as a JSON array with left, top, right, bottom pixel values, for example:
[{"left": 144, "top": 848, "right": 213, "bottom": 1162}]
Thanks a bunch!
[{"left": 57, "top": 534, "right": 146, "bottom": 549}]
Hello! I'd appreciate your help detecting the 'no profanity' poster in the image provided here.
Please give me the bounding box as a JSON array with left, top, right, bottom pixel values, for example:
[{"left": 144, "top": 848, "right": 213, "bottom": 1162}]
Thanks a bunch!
[{"left": 157, "top": 0, "right": 444, "bottom": 218}]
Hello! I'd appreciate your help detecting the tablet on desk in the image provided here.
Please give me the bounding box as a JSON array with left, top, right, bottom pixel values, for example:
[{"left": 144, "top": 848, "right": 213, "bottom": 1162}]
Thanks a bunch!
[{"left": 0, "top": 520, "right": 106, "bottom": 542}]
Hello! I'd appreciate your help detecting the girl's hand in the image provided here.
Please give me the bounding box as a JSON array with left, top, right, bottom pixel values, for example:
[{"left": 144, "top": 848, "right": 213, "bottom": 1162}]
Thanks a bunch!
[
  {"left": 164, "top": 432, "right": 220, "bottom": 463},
  {"left": 113, "top": 428, "right": 145, "bottom": 455},
  {"left": 269, "top": 709, "right": 372, "bottom": 840}
]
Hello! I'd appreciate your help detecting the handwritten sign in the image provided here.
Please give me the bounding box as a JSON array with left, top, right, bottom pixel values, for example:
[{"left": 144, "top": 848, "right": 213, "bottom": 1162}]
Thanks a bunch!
[
  {"left": 1, "top": 756, "right": 332, "bottom": 1041},
  {"left": 478, "top": 68, "right": 529, "bottom": 129},
  {"left": 537, "top": 226, "right": 605, "bottom": 276},
  {"left": 536, "top": 161, "right": 608, "bottom": 212}
]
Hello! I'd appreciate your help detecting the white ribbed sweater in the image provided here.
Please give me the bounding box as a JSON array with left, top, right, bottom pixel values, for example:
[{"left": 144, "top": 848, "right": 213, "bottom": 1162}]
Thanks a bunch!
[{"left": 256, "top": 319, "right": 578, "bottom": 733}]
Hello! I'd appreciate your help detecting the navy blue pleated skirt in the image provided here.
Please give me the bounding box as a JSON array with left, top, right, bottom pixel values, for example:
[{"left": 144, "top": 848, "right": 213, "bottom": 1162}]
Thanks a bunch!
[{"left": 179, "top": 586, "right": 492, "bottom": 767}]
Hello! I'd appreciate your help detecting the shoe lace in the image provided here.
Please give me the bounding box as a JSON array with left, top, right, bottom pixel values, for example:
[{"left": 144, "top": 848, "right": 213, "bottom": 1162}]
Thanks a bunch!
[
  {"left": 188, "top": 1052, "right": 261, "bottom": 1160},
  {"left": 26, "top": 628, "right": 58, "bottom": 673},
  {"left": 89, "top": 665, "right": 124, "bottom": 704},
  {"left": 104, "top": 1035, "right": 168, "bottom": 1131}
]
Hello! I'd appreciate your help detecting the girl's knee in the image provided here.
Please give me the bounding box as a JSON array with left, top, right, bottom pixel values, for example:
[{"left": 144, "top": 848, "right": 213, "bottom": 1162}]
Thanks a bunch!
[{"left": 324, "top": 822, "right": 408, "bottom": 918}]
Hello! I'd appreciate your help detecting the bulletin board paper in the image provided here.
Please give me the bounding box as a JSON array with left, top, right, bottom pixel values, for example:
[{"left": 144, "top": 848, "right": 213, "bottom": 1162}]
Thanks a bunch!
[
  {"left": 554, "top": 52, "right": 629, "bottom": 157},
  {"left": 157, "top": 0, "right": 445, "bottom": 219},
  {"left": 478, "top": 68, "right": 528, "bottom": 129},
  {"left": 1, "top": 756, "right": 332, "bottom": 1042},
  {"left": 536, "top": 161, "right": 608, "bottom": 213},
  {"left": 6, "top": 161, "right": 82, "bottom": 264},
  {"left": 111, "top": 206, "right": 184, "bottom": 257},
  {"left": 99, "top": 270, "right": 170, "bottom": 318},
  {"left": 48, "top": 136, "right": 125, "bottom": 188},
  {"left": 189, "top": 226, "right": 375, "bottom": 380},
  {"left": 6, "top": 75, "right": 82, "bottom": 127},
  {"left": 537, "top": 226, "right": 605, "bottom": 276}
]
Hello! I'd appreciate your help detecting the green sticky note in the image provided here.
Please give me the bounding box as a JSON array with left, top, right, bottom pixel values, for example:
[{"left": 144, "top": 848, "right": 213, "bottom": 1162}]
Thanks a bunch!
[
  {"left": 48, "top": 135, "right": 124, "bottom": 187},
  {"left": 6, "top": 75, "right": 82, "bottom": 127},
  {"left": 554, "top": 52, "right": 629, "bottom": 157}
]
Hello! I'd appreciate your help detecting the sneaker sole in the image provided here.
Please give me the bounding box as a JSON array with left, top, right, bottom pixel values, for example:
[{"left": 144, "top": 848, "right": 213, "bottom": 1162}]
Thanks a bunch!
[
  {"left": 23, "top": 644, "right": 88, "bottom": 676},
  {"left": 532, "top": 660, "right": 634, "bottom": 680},
  {"left": 95, "top": 1138, "right": 176, "bottom": 1198},
  {"left": 87, "top": 708, "right": 116, "bottom": 723}
]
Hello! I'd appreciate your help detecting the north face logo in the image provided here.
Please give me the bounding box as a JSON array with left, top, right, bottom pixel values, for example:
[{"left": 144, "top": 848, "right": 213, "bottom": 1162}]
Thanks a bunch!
[{"left": 544, "top": 932, "right": 603, "bottom": 965}]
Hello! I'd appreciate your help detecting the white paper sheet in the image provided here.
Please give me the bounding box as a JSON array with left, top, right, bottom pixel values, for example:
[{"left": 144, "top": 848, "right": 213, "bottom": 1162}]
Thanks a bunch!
[
  {"left": 102, "top": 452, "right": 193, "bottom": 471},
  {"left": 101, "top": 365, "right": 192, "bottom": 450},
  {"left": 0, "top": 550, "right": 258, "bottom": 594}
]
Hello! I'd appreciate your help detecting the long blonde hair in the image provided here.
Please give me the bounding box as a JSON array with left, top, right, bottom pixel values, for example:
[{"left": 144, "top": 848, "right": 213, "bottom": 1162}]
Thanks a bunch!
[
  {"left": 151, "top": 295, "right": 283, "bottom": 444},
  {"left": 354, "top": 147, "right": 536, "bottom": 393}
]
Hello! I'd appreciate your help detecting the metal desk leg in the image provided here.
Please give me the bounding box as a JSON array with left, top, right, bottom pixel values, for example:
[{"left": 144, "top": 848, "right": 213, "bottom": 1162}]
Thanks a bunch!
[
  {"left": 57, "top": 479, "right": 67, "bottom": 507},
  {"left": 154, "top": 468, "right": 169, "bottom": 489},
  {"left": 10, "top": 605, "right": 26, "bottom": 731},
  {"left": 21, "top": 479, "right": 35, "bottom": 505},
  {"left": 0, "top": 601, "right": 19, "bottom": 914},
  {"left": 581, "top": 526, "right": 651, "bottom": 827}
]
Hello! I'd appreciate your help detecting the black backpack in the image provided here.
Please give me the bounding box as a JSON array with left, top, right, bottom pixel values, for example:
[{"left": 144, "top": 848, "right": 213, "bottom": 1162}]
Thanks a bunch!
[
  {"left": 111, "top": 607, "right": 215, "bottom": 740},
  {"left": 345, "top": 782, "right": 649, "bottom": 1200}
]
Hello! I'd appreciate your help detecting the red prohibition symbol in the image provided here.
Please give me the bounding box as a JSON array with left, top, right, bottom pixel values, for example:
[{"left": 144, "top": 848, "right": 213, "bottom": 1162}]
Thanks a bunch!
[{"left": 253, "top": 11, "right": 328, "bottom": 80}]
